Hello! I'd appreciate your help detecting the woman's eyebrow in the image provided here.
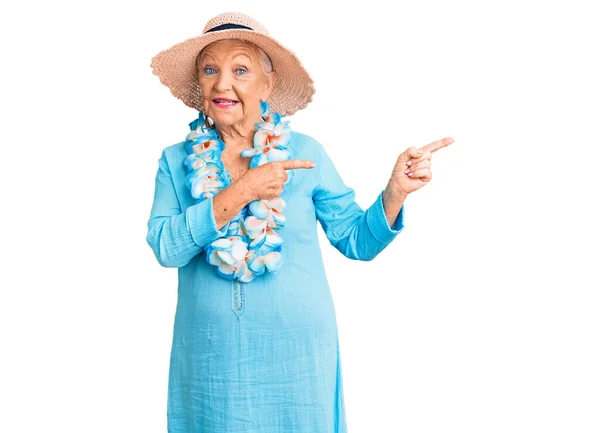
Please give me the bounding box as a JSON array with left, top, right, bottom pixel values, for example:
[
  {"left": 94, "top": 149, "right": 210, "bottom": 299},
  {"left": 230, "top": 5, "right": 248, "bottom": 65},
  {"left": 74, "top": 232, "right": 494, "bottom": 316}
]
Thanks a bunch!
[
  {"left": 199, "top": 52, "right": 218, "bottom": 63},
  {"left": 232, "top": 53, "right": 253, "bottom": 64}
]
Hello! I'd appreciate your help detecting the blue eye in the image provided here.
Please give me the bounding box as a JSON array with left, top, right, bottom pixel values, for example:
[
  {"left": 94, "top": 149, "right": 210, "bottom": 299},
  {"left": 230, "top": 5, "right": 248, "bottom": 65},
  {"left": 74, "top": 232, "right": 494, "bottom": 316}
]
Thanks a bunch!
[
  {"left": 235, "top": 68, "right": 247, "bottom": 75},
  {"left": 203, "top": 67, "right": 216, "bottom": 75}
]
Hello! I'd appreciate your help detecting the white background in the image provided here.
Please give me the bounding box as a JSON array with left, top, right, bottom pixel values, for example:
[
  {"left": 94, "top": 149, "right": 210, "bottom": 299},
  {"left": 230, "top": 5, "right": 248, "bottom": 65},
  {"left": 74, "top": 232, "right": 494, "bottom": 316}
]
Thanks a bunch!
[{"left": 1, "top": 0, "right": 599, "bottom": 432}]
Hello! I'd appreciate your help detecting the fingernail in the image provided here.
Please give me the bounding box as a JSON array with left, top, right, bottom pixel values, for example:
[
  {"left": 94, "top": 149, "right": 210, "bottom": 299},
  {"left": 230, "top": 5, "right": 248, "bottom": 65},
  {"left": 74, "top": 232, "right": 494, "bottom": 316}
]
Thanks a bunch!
[
  {"left": 408, "top": 172, "right": 413, "bottom": 177},
  {"left": 309, "top": 163, "right": 316, "bottom": 168},
  {"left": 406, "top": 160, "right": 412, "bottom": 166},
  {"left": 404, "top": 168, "right": 410, "bottom": 174}
]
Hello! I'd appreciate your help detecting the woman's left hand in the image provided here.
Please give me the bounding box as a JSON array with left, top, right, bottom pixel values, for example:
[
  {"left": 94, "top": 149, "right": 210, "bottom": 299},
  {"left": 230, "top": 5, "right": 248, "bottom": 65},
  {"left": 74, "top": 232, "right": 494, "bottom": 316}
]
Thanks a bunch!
[{"left": 389, "top": 137, "right": 455, "bottom": 196}]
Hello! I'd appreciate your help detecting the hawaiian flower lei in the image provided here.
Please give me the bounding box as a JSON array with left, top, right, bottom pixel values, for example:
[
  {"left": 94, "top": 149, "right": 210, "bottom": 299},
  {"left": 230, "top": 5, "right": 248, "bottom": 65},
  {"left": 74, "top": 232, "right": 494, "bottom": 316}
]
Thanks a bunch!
[{"left": 182, "top": 101, "right": 294, "bottom": 283}]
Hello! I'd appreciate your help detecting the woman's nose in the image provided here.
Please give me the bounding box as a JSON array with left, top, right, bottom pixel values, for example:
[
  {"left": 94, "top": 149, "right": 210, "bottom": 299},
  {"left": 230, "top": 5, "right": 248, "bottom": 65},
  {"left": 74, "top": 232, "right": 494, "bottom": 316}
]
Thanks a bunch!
[{"left": 214, "top": 71, "right": 233, "bottom": 92}]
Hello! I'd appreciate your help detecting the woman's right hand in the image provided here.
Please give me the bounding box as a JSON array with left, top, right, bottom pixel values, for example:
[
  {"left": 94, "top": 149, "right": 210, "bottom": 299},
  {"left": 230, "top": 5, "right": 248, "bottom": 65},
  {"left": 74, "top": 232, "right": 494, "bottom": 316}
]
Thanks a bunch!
[{"left": 239, "top": 159, "right": 316, "bottom": 201}]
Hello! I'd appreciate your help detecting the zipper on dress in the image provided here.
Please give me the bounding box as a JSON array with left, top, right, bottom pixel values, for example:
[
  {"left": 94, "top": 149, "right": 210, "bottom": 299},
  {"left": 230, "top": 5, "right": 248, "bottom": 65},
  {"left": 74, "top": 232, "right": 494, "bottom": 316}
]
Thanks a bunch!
[{"left": 232, "top": 280, "right": 246, "bottom": 321}]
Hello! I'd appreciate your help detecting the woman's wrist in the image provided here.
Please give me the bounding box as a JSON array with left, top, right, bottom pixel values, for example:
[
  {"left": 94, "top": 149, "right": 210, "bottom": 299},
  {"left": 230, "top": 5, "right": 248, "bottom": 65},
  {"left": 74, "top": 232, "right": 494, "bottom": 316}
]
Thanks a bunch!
[
  {"left": 385, "top": 178, "right": 409, "bottom": 201},
  {"left": 230, "top": 178, "right": 256, "bottom": 204},
  {"left": 212, "top": 181, "right": 254, "bottom": 230},
  {"left": 382, "top": 179, "right": 408, "bottom": 228}
]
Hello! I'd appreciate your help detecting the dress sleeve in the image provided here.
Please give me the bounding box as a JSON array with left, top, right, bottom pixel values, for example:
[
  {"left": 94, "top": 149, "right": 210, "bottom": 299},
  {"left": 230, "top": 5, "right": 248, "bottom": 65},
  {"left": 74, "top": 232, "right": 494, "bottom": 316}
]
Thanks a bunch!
[
  {"left": 146, "top": 150, "right": 229, "bottom": 268},
  {"left": 312, "top": 141, "right": 406, "bottom": 261}
]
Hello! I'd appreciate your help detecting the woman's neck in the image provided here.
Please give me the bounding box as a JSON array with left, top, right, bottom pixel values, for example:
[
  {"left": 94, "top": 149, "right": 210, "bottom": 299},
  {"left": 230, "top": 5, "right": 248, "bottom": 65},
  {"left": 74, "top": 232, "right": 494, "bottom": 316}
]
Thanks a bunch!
[
  {"left": 218, "top": 133, "right": 253, "bottom": 154},
  {"left": 216, "top": 119, "right": 258, "bottom": 151}
]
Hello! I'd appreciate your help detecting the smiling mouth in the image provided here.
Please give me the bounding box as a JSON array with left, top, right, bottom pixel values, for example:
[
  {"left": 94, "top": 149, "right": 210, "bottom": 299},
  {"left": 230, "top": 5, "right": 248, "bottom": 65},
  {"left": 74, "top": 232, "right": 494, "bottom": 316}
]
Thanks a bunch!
[{"left": 212, "top": 98, "right": 239, "bottom": 106}]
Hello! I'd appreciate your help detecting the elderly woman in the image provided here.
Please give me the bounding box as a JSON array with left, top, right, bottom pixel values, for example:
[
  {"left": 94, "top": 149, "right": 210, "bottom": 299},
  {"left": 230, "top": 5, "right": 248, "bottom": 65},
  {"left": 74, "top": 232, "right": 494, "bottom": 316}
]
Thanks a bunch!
[{"left": 147, "top": 11, "right": 453, "bottom": 433}]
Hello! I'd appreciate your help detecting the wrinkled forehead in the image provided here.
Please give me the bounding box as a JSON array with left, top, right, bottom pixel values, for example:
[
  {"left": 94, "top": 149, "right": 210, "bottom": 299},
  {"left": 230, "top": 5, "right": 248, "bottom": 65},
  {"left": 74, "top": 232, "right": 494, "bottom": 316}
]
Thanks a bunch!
[{"left": 198, "top": 39, "right": 258, "bottom": 64}]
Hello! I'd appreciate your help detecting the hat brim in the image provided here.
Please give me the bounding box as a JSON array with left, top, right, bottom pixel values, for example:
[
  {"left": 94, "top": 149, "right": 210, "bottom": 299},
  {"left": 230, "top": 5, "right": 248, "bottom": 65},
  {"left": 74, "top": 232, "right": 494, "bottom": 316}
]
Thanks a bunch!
[{"left": 150, "top": 29, "right": 315, "bottom": 117}]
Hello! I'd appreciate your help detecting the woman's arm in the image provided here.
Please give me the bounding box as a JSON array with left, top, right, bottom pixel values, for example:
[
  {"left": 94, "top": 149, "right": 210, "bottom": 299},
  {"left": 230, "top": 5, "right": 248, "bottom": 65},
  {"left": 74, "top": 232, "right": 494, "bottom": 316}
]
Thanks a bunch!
[
  {"left": 146, "top": 150, "right": 251, "bottom": 268},
  {"left": 312, "top": 140, "right": 406, "bottom": 261},
  {"left": 213, "top": 181, "right": 252, "bottom": 230},
  {"left": 382, "top": 181, "right": 408, "bottom": 229}
]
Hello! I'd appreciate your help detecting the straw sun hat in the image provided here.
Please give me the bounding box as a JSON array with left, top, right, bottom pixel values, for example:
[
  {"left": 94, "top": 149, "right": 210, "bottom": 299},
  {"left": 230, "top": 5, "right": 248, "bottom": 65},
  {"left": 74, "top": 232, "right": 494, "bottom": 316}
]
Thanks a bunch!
[{"left": 150, "top": 11, "right": 315, "bottom": 117}]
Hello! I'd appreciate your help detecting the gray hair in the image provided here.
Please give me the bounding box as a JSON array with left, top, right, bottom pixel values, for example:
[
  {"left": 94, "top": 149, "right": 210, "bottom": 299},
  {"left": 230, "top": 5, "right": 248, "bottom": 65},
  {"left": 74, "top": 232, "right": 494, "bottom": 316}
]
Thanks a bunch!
[{"left": 195, "top": 39, "right": 273, "bottom": 77}]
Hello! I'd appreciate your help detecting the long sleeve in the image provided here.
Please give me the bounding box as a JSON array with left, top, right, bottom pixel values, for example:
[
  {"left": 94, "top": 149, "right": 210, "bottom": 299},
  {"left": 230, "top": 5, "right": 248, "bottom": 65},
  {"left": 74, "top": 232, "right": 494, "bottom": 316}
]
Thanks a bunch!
[
  {"left": 146, "top": 149, "right": 229, "bottom": 268},
  {"left": 312, "top": 141, "right": 405, "bottom": 261}
]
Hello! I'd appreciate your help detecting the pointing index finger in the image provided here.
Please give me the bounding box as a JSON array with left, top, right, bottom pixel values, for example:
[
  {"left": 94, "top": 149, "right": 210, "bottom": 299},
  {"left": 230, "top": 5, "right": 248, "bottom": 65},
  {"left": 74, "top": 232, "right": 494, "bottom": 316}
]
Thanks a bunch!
[
  {"left": 421, "top": 137, "right": 455, "bottom": 154},
  {"left": 278, "top": 159, "right": 316, "bottom": 170}
]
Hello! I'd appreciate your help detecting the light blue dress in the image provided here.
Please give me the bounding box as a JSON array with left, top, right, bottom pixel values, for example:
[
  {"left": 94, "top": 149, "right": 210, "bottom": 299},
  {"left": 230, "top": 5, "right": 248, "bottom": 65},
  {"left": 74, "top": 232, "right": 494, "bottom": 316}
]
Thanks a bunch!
[{"left": 146, "top": 131, "right": 406, "bottom": 432}]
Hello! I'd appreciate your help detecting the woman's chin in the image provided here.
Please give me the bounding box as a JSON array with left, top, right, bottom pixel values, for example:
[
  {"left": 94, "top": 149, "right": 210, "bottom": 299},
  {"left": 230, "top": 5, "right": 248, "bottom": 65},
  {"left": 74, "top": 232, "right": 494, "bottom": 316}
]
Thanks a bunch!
[{"left": 209, "top": 112, "right": 239, "bottom": 127}]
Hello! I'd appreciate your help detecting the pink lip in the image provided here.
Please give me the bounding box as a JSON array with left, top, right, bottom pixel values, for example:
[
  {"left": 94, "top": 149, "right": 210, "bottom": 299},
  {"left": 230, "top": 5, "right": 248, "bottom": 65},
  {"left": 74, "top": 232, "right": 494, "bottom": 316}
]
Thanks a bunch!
[{"left": 212, "top": 98, "right": 239, "bottom": 109}]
